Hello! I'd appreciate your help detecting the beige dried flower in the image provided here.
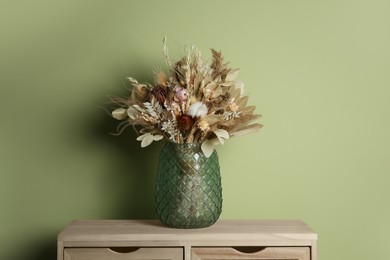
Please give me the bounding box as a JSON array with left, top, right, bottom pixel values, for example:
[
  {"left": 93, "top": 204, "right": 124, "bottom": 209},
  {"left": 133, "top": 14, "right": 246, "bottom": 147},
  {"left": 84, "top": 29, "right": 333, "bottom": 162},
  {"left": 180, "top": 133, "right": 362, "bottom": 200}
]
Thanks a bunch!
[{"left": 110, "top": 39, "right": 262, "bottom": 157}]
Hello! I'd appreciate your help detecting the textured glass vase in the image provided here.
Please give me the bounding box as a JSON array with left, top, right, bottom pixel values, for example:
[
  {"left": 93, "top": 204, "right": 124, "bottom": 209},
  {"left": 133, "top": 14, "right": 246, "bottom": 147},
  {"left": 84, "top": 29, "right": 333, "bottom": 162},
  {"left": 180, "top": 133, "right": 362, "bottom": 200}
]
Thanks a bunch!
[{"left": 155, "top": 142, "right": 222, "bottom": 229}]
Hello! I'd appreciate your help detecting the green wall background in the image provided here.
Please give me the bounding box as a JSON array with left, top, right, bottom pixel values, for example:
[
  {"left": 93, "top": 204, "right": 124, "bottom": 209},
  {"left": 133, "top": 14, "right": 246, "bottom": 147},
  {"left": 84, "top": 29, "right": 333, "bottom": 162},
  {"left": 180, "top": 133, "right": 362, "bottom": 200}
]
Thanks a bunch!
[{"left": 1, "top": 0, "right": 389, "bottom": 259}]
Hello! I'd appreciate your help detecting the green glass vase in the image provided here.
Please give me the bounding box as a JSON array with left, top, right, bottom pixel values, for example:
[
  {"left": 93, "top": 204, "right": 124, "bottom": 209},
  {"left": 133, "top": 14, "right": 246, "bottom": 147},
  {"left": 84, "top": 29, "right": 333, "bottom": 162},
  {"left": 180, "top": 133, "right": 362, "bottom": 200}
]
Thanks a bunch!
[{"left": 155, "top": 142, "right": 222, "bottom": 229}]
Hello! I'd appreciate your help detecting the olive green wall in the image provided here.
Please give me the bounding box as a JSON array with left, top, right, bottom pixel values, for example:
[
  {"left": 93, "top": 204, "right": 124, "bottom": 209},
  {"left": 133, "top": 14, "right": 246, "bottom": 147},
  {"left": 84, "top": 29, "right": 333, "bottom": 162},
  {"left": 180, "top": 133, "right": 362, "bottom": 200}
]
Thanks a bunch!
[{"left": 1, "top": 0, "right": 389, "bottom": 259}]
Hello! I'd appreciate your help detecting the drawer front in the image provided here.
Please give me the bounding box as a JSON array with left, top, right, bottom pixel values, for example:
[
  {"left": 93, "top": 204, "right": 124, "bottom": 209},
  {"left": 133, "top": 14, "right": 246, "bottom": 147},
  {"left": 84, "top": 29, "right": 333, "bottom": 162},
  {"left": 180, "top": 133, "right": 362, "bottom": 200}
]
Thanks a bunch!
[
  {"left": 192, "top": 247, "right": 310, "bottom": 260},
  {"left": 64, "top": 247, "right": 183, "bottom": 260}
]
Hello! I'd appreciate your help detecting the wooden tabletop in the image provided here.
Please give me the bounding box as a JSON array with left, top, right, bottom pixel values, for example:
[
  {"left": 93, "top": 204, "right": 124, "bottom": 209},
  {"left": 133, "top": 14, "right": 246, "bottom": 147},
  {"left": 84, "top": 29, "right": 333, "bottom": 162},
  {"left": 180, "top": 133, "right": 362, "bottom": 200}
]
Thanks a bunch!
[{"left": 58, "top": 219, "right": 317, "bottom": 247}]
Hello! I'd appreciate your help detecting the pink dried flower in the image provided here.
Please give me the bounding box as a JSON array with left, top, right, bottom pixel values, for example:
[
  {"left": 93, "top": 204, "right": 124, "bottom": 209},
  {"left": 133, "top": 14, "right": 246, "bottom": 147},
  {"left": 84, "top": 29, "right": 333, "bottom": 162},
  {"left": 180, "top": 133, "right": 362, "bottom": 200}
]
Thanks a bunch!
[{"left": 173, "top": 86, "right": 188, "bottom": 103}]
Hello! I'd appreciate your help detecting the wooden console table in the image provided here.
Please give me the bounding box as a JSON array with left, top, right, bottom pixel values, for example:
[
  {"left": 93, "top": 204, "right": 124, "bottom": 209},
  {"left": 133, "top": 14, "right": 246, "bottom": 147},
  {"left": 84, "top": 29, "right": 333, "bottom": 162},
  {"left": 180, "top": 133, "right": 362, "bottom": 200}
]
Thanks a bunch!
[{"left": 58, "top": 220, "right": 317, "bottom": 260}]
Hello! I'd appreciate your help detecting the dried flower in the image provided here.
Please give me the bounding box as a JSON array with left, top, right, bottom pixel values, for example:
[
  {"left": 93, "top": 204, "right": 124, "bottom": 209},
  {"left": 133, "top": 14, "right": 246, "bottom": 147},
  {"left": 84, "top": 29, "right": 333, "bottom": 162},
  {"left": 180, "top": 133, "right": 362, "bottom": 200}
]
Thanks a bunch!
[
  {"left": 187, "top": 102, "right": 208, "bottom": 118},
  {"left": 156, "top": 70, "right": 168, "bottom": 86},
  {"left": 109, "top": 39, "right": 262, "bottom": 157},
  {"left": 132, "top": 84, "right": 150, "bottom": 102},
  {"left": 176, "top": 114, "right": 193, "bottom": 131},
  {"left": 151, "top": 85, "right": 167, "bottom": 105},
  {"left": 197, "top": 118, "right": 210, "bottom": 132},
  {"left": 173, "top": 86, "right": 188, "bottom": 103}
]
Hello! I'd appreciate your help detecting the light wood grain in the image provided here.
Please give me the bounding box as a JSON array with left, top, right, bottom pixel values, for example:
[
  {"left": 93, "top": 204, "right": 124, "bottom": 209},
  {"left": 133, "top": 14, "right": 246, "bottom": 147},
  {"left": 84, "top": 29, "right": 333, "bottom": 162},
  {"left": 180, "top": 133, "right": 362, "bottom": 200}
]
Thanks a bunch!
[
  {"left": 58, "top": 220, "right": 317, "bottom": 260},
  {"left": 64, "top": 247, "right": 183, "bottom": 260},
  {"left": 192, "top": 247, "right": 310, "bottom": 260},
  {"left": 58, "top": 220, "right": 317, "bottom": 246}
]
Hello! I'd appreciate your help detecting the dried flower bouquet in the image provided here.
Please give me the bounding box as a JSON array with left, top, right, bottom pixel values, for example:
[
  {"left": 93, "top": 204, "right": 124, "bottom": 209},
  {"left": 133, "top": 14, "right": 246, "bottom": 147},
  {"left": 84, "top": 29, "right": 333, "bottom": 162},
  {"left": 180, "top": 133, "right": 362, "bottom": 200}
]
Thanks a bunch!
[{"left": 111, "top": 39, "right": 262, "bottom": 157}]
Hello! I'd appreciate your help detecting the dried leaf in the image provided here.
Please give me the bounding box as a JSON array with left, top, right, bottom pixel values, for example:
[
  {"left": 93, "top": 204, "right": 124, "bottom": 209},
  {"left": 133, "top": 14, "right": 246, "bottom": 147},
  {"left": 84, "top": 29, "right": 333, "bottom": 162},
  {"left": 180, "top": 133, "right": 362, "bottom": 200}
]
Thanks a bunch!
[
  {"left": 213, "top": 128, "right": 229, "bottom": 144},
  {"left": 225, "top": 68, "right": 240, "bottom": 82},
  {"left": 127, "top": 106, "right": 140, "bottom": 120},
  {"left": 231, "top": 87, "right": 241, "bottom": 101},
  {"left": 235, "top": 80, "right": 245, "bottom": 95},
  {"left": 137, "top": 133, "right": 163, "bottom": 147},
  {"left": 141, "top": 134, "right": 154, "bottom": 147},
  {"left": 241, "top": 105, "right": 256, "bottom": 114},
  {"left": 127, "top": 77, "right": 139, "bottom": 85},
  {"left": 193, "top": 73, "right": 203, "bottom": 96},
  {"left": 153, "top": 135, "right": 163, "bottom": 141},
  {"left": 220, "top": 120, "right": 237, "bottom": 127},
  {"left": 220, "top": 81, "right": 235, "bottom": 87},
  {"left": 230, "top": 123, "right": 263, "bottom": 137},
  {"left": 201, "top": 140, "right": 215, "bottom": 158},
  {"left": 203, "top": 114, "right": 221, "bottom": 125},
  {"left": 212, "top": 86, "right": 223, "bottom": 98},
  {"left": 112, "top": 108, "right": 127, "bottom": 120},
  {"left": 236, "top": 96, "right": 249, "bottom": 109},
  {"left": 136, "top": 133, "right": 149, "bottom": 141}
]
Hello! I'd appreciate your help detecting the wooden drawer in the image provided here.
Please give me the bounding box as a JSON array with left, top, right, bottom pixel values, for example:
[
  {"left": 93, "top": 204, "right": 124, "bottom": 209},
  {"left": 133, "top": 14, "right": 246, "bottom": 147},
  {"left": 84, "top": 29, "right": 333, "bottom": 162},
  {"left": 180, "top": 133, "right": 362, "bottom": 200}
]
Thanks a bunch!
[
  {"left": 58, "top": 220, "right": 317, "bottom": 260},
  {"left": 192, "top": 247, "right": 310, "bottom": 260},
  {"left": 64, "top": 247, "right": 183, "bottom": 260}
]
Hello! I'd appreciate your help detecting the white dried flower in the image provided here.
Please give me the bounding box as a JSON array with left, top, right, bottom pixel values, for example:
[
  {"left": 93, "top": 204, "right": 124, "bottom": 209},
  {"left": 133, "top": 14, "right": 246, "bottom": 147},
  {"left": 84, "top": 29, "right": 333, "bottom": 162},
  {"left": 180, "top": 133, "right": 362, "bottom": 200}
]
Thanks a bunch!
[
  {"left": 187, "top": 102, "right": 208, "bottom": 117},
  {"left": 161, "top": 120, "right": 176, "bottom": 140}
]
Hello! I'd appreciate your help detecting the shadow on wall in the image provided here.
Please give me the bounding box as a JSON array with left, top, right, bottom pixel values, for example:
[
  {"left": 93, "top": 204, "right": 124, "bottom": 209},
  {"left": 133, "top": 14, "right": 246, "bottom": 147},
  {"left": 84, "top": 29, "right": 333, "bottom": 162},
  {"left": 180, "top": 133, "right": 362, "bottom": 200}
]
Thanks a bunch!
[
  {"left": 95, "top": 95, "right": 163, "bottom": 219},
  {"left": 27, "top": 71, "right": 163, "bottom": 260},
  {"left": 27, "top": 238, "right": 57, "bottom": 260}
]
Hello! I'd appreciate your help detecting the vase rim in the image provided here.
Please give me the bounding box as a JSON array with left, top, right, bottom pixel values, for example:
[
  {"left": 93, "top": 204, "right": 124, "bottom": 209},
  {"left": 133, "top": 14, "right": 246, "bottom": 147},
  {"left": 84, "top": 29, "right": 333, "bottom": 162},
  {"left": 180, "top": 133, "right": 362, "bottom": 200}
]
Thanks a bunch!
[{"left": 165, "top": 142, "right": 201, "bottom": 146}]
